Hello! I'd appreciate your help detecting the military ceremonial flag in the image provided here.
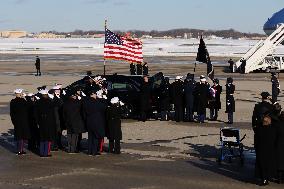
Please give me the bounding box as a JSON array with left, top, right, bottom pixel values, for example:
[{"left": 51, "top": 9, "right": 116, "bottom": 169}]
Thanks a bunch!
[
  {"left": 104, "top": 29, "right": 143, "bottom": 63},
  {"left": 196, "top": 36, "right": 214, "bottom": 80}
]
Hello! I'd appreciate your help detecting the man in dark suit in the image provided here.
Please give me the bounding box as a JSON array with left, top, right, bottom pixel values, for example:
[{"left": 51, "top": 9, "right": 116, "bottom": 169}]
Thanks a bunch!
[{"left": 35, "top": 56, "right": 41, "bottom": 76}]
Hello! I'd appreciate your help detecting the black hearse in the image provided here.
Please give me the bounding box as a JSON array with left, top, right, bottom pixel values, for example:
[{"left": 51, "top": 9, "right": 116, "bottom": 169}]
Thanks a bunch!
[{"left": 64, "top": 72, "right": 165, "bottom": 118}]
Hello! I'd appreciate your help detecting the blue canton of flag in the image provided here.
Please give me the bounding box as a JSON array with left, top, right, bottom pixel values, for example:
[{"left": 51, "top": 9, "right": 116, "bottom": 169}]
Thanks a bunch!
[{"left": 105, "top": 29, "right": 123, "bottom": 45}]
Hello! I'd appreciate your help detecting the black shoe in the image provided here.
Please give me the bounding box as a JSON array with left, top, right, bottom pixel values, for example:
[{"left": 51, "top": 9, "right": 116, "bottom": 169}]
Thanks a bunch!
[{"left": 94, "top": 153, "right": 101, "bottom": 156}]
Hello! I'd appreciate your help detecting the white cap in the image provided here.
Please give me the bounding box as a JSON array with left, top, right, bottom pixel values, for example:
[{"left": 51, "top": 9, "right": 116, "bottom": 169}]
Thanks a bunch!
[
  {"left": 200, "top": 75, "right": 206, "bottom": 82},
  {"left": 96, "top": 90, "right": 103, "bottom": 98},
  {"left": 39, "top": 89, "right": 49, "bottom": 95},
  {"left": 27, "top": 93, "right": 34, "bottom": 97},
  {"left": 52, "top": 84, "right": 62, "bottom": 90},
  {"left": 175, "top": 76, "right": 183, "bottom": 80},
  {"left": 111, "top": 97, "right": 119, "bottom": 104},
  {"left": 14, "top": 89, "right": 23, "bottom": 94}
]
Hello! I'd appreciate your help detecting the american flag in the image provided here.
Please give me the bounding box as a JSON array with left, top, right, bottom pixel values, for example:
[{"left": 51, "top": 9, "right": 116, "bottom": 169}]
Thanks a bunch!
[{"left": 104, "top": 29, "right": 143, "bottom": 63}]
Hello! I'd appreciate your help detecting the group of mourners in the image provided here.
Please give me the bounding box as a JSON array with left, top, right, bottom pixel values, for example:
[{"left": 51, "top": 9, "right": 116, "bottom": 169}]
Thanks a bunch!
[
  {"left": 10, "top": 75, "right": 123, "bottom": 157},
  {"left": 129, "top": 62, "right": 148, "bottom": 75},
  {"left": 149, "top": 73, "right": 235, "bottom": 124},
  {"left": 252, "top": 91, "right": 284, "bottom": 185}
]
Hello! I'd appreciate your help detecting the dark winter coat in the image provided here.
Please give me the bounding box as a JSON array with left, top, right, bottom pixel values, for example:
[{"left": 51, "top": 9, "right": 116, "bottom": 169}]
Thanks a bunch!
[
  {"left": 10, "top": 97, "right": 31, "bottom": 140},
  {"left": 106, "top": 105, "right": 122, "bottom": 140},
  {"left": 255, "top": 125, "right": 277, "bottom": 179},
  {"left": 159, "top": 83, "right": 171, "bottom": 111},
  {"left": 34, "top": 97, "right": 57, "bottom": 141},
  {"left": 140, "top": 82, "right": 152, "bottom": 111},
  {"left": 82, "top": 97, "right": 107, "bottom": 139},
  {"left": 252, "top": 101, "right": 274, "bottom": 130},
  {"left": 35, "top": 58, "right": 40, "bottom": 69},
  {"left": 212, "top": 84, "right": 222, "bottom": 109},
  {"left": 194, "top": 82, "right": 210, "bottom": 114},
  {"left": 136, "top": 64, "right": 143, "bottom": 75},
  {"left": 62, "top": 98, "right": 86, "bottom": 134},
  {"left": 143, "top": 65, "right": 149, "bottom": 76},
  {"left": 225, "top": 83, "right": 235, "bottom": 113},
  {"left": 184, "top": 81, "right": 195, "bottom": 108},
  {"left": 276, "top": 118, "right": 284, "bottom": 171},
  {"left": 26, "top": 98, "right": 39, "bottom": 142},
  {"left": 170, "top": 80, "right": 184, "bottom": 106},
  {"left": 53, "top": 96, "right": 64, "bottom": 131}
]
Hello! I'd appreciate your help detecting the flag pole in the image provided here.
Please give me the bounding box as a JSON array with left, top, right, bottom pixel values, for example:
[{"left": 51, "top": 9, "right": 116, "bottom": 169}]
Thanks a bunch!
[{"left": 104, "top": 19, "right": 107, "bottom": 76}]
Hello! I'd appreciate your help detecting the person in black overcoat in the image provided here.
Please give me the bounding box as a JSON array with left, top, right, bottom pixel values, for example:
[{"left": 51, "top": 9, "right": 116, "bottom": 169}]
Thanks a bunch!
[
  {"left": 159, "top": 77, "right": 171, "bottom": 121},
  {"left": 271, "top": 74, "right": 280, "bottom": 104},
  {"left": 106, "top": 97, "right": 123, "bottom": 154},
  {"left": 225, "top": 77, "right": 235, "bottom": 124},
  {"left": 25, "top": 93, "right": 39, "bottom": 152},
  {"left": 171, "top": 76, "right": 184, "bottom": 122},
  {"left": 136, "top": 63, "right": 143, "bottom": 75},
  {"left": 210, "top": 79, "right": 222, "bottom": 121},
  {"left": 252, "top": 92, "right": 276, "bottom": 185},
  {"left": 63, "top": 93, "right": 86, "bottom": 153},
  {"left": 34, "top": 90, "right": 57, "bottom": 157},
  {"left": 142, "top": 62, "right": 149, "bottom": 76},
  {"left": 35, "top": 56, "right": 41, "bottom": 76},
  {"left": 130, "top": 63, "right": 136, "bottom": 75},
  {"left": 184, "top": 76, "right": 195, "bottom": 122},
  {"left": 82, "top": 90, "right": 107, "bottom": 156},
  {"left": 52, "top": 87, "right": 64, "bottom": 150},
  {"left": 10, "top": 89, "right": 31, "bottom": 155},
  {"left": 276, "top": 111, "right": 284, "bottom": 183},
  {"left": 139, "top": 76, "right": 152, "bottom": 122},
  {"left": 194, "top": 75, "right": 210, "bottom": 123}
]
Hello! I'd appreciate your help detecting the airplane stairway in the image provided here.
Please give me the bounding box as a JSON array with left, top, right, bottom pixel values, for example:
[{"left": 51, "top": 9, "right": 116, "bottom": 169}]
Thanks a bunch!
[{"left": 234, "top": 24, "right": 284, "bottom": 73}]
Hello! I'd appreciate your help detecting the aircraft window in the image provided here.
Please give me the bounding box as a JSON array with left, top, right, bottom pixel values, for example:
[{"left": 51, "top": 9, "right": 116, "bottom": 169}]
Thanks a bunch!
[
  {"left": 275, "top": 57, "right": 280, "bottom": 61},
  {"left": 282, "top": 57, "right": 284, "bottom": 62}
]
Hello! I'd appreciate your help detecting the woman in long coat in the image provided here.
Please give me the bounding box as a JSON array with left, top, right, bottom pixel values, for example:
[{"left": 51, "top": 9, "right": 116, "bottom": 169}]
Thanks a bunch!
[
  {"left": 82, "top": 90, "right": 107, "bottom": 156},
  {"left": 10, "top": 89, "right": 31, "bottom": 155},
  {"left": 63, "top": 94, "right": 86, "bottom": 153},
  {"left": 106, "top": 97, "right": 123, "bottom": 154}
]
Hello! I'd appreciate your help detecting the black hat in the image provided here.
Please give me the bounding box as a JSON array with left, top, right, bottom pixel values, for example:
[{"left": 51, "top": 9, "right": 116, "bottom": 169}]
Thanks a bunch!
[
  {"left": 227, "top": 77, "right": 233, "bottom": 83},
  {"left": 213, "top": 78, "right": 219, "bottom": 84},
  {"left": 260, "top": 92, "right": 270, "bottom": 99},
  {"left": 86, "top": 71, "right": 92, "bottom": 76}
]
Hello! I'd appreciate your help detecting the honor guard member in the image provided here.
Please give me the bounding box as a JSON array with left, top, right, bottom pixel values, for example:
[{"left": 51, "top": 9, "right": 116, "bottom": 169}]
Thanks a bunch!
[
  {"left": 82, "top": 89, "right": 107, "bottom": 156},
  {"left": 34, "top": 89, "right": 57, "bottom": 157},
  {"left": 271, "top": 73, "right": 280, "bottom": 103},
  {"left": 225, "top": 77, "right": 235, "bottom": 124},
  {"left": 136, "top": 63, "right": 143, "bottom": 75},
  {"left": 159, "top": 77, "right": 171, "bottom": 121},
  {"left": 106, "top": 97, "right": 124, "bottom": 154},
  {"left": 184, "top": 75, "right": 195, "bottom": 122},
  {"left": 194, "top": 75, "right": 210, "bottom": 123},
  {"left": 142, "top": 62, "right": 149, "bottom": 76},
  {"left": 10, "top": 89, "right": 31, "bottom": 155},
  {"left": 35, "top": 56, "right": 41, "bottom": 76},
  {"left": 25, "top": 93, "right": 39, "bottom": 152},
  {"left": 140, "top": 76, "right": 152, "bottom": 122},
  {"left": 52, "top": 84, "right": 64, "bottom": 150},
  {"left": 130, "top": 63, "right": 136, "bottom": 75},
  {"left": 210, "top": 79, "right": 222, "bottom": 121},
  {"left": 62, "top": 92, "right": 86, "bottom": 153},
  {"left": 171, "top": 76, "right": 184, "bottom": 122},
  {"left": 252, "top": 92, "right": 276, "bottom": 185}
]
